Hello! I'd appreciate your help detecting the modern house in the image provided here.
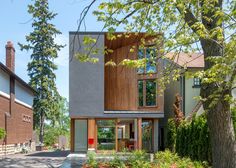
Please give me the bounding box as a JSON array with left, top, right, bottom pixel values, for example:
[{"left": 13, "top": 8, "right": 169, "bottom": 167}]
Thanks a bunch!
[
  {"left": 69, "top": 32, "right": 164, "bottom": 153},
  {"left": 0, "top": 41, "right": 35, "bottom": 155}
]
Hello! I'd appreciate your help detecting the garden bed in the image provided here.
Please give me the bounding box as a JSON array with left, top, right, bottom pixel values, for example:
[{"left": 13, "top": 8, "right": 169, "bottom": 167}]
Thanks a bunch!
[{"left": 83, "top": 150, "right": 209, "bottom": 168}]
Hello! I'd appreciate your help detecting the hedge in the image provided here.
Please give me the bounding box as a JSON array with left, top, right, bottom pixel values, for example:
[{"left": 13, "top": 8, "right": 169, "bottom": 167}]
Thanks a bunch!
[{"left": 167, "top": 115, "right": 212, "bottom": 164}]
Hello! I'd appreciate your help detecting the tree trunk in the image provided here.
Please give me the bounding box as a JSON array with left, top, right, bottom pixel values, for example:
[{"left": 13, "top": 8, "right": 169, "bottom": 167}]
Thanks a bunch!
[
  {"left": 39, "top": 111, "right": 45, "bottom": 145},
  {"left": 200, "top": 39, "right": 236, "bottom": 168}
]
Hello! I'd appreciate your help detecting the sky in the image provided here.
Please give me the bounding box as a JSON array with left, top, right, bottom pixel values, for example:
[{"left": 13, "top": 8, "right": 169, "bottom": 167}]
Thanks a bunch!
[{"left": 0, "top": 0, "right": 104, "bottom": 100}]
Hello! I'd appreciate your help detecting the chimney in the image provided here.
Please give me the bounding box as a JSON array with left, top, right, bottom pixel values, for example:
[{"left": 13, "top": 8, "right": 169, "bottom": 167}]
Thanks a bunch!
[{"left": 5, "top": 41, "right": 15, "bottom": 72}]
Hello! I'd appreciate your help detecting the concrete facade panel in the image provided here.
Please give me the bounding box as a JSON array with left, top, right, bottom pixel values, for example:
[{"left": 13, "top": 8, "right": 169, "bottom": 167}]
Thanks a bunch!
[{"left": 69, "top": 33, "right": 105, "bottom": 117}]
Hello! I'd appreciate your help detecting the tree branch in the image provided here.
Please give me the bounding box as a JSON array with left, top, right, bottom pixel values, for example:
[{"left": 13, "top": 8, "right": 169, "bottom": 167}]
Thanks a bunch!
[{"left": 176, "top": 5, "right": 200, "bottom": 35}]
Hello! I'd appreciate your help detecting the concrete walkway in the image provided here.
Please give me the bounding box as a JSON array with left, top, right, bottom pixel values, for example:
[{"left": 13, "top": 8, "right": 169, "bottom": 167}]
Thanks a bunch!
[
  {"left": 60, "top": 153, "right": 86, "bottom": 168},
  {"left": 0, "top": 150, "right": 70, "bottom": 168}
]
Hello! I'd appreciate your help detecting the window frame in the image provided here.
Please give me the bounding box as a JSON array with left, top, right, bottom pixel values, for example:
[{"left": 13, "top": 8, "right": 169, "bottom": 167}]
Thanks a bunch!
[
  {"left": 193, "top": 77, "right": 201, "bottom": 88},
  {"left": 137, "top": 46, "right": 159, "bottom": 109},
  {"left": 138, "top": 79, "right": 158, "bottom": 108},
  {"left": 137, "top": 47, "right": 158, "bottom": 75}
]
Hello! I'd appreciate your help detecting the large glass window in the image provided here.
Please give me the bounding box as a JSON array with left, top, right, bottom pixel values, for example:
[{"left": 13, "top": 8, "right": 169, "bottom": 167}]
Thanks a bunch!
[
  {"left": 146, "top": 80, "right": 156, "bottom": 106},
  {"left": 138, "top": 80, "right": 144, "bottom": 106},
  {"left": 97, "top": 120, "right": 116, "bottom": 150},
  {"left": 138, "top": 80, "right": 157, "bottom": 107},
  {"left": 137, "top": 48, "right": 157, "bottom": 74}
]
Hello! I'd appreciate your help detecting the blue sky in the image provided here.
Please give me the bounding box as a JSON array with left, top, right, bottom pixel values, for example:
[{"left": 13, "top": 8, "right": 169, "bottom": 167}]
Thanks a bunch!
[{"left": 0, "top": 0, "right": 103, "bottom": 100}]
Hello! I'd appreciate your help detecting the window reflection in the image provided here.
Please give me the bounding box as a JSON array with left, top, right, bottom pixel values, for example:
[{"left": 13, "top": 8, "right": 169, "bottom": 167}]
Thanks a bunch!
[
  {"left": 138, "top": 80, "right": 157, "bottom": 107},
  {"left": 146, "top": 80, "right": 156, "bottom": 106},
  {"left": 97, "top": 120, "right": 116, "bottom": 150},
  {"left": 137, "top": 48, "right": 157, "bottom": 74}
]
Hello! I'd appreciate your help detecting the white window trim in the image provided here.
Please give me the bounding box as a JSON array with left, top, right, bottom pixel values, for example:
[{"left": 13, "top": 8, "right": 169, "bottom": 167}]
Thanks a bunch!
[
  {"left": 15, "top": 98, "right": 32, "bottom": 109},
  {"left": 0, "top": 91, "right": 10, "bottom": 99}
]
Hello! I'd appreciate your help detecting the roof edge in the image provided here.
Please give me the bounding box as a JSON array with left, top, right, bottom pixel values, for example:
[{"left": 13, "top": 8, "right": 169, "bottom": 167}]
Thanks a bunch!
[{"left": 0, "top": 62, "right": 36, "bottom": 94}]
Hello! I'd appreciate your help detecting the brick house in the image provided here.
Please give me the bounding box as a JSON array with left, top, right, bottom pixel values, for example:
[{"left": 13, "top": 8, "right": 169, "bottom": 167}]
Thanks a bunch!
[{"left": 0, "top": 41, "right": 35, "bottom": 155}]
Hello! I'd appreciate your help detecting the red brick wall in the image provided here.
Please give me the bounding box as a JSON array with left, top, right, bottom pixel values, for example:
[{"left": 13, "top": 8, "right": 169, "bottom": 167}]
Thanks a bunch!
[
  {"left": 7, "top": 102, "right": 33, "bottom": 144},
  {"left": 0, "top": 95, "right": 9, "bottom": 145},
  {"left": 0, "top": 95, "right": 33, "bottom": 145},
  {"left": 0, "top": 95, "right": 9, "bottom": 128}
]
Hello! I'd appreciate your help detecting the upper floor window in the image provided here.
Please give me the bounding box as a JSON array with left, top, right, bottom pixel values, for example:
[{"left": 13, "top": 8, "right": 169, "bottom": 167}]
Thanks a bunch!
[
  {"left": 193, "top": 77, "right": 201, "bottom": 87},
  {"left": 137, "top": 48, "right": 157, "bottom": 74},
  {"left": 138, "top": 80, "right": 157, "bottom": 107}
]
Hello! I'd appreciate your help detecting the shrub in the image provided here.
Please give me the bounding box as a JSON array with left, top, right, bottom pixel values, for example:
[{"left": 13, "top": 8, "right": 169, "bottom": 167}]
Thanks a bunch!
[
  {"left": 0, "top": 128, "right": 6, "bottom": 140},
  {"left": 43, "top": 128, "right": 59, "bottom": 146},
  {"left": 109, "top": 152, "right": 126, "bottom": 168},
  {"left": 127, "top": 150, "right": 151, "bottom": 168},
  {"left": 155, "top": 150, "right": 209, "bottom": 168},
  {"left": 166, "top": 119, "right": 176, "bottom": 152},
  {"left": 87, "top": 151, "right": 98, "bottom": 168},
  {"left": 167, "top": 115, "right": 211, "bottom": 164}
]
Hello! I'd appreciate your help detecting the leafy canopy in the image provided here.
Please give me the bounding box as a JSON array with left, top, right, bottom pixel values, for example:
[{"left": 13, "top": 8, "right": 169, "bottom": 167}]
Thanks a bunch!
[{"left": 76, "top": 0, "right": 236, "bottom": 111}]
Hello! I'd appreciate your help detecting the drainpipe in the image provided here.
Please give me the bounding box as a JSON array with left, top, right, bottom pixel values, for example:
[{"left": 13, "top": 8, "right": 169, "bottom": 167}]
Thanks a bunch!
[
  {"left": 182, "top": 76, "right": 186, "bottom": 116},
  {"left": 4, "top": 112, "right": 10, "bottom": 156}
]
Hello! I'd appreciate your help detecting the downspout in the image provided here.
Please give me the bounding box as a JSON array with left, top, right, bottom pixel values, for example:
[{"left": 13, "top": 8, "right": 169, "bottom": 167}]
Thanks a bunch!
[{"left": 183, "top": 76, "right": 186, "bottom": 116}]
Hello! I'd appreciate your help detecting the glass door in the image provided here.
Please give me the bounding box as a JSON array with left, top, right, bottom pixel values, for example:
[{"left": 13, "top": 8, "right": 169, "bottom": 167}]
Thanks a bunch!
[
  {"left": 142, "top": 120, "right": 153, "bottom": 152},
  {"left": 74, "top": 120, "right": 88, "bottom": 152},
  {"left": 117, "top": 119, "right": 136, "bottom": 152}
]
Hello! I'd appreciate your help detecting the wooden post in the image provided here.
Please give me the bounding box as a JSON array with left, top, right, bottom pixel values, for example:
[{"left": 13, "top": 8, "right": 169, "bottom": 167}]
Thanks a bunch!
[
  {"left": 88, "top": 118, "right": 96, "bottom": 150},
  {"left": 137, "top": 118, "right": 142, "bottom": 150},
  {"left": 70, "top": 119, "right": 75, "bottom": 152},
  {"left": 115, "top": 119, "right": 118, "bottom": 152}
]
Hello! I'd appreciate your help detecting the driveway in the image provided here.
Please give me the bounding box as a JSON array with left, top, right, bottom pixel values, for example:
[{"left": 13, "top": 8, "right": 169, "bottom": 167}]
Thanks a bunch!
[{"left": 0, "top": 150, "right": 70, "bottom": 168}]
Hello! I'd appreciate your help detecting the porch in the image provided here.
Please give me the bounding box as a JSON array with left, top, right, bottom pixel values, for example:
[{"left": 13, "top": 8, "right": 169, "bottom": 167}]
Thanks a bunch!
[{"left": 70, "top": 118, "right": 159, "bottom": 153}]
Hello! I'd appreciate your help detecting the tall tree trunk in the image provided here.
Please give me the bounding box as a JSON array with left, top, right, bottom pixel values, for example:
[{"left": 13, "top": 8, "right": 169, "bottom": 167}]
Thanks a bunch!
[
  {"left": 39, "top": 111, "right": 45, "bottom": 145},
  {"left": 200, "top": 39, "right": 236, "bottom": 168}
]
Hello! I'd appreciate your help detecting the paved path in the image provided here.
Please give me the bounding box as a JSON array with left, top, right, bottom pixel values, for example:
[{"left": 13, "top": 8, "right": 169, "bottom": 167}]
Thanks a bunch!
[
  {"left": 60, "top": 153, "right": 86, "bottom": 168},
  {"left": 0, "top": 150, "right": 70, "bottom": 168}
]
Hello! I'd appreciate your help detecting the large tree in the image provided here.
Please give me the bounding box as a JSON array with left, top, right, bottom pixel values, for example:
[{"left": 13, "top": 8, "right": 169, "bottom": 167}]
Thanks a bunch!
[
  {"left": 76, "top": 0, "right": 236, "bottom": 167},
  {"left": 19, "top": 0, "right": 64, "bottom": 144}
]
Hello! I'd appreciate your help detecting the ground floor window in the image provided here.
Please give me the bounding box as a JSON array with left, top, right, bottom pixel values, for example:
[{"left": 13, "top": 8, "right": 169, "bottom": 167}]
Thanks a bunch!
[{"left": 97, "top": 120, "right": 116, "bottom": 150}]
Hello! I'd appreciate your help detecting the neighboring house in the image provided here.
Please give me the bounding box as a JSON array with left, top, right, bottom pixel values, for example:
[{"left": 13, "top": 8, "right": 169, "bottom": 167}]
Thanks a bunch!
[
  {"left": 164, "top": 52, "right": 204, "bottom": 117},
  {"left": 69, "top": 32, "right": 164, "bottom": 153},
  {"left": 0, "top": 41, "right": 35, "bottom": 155},
  {"left": 158, "top": 52, "right": 204, "bottom": 148}
]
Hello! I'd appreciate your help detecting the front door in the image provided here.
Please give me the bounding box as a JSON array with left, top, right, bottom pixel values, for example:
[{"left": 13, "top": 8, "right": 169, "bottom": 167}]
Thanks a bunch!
[
  {"left": 142, "top": 119, "right": 153, "bottom": 152},
  {"left": 74, "top": 120, "right": 88, "bottom": 152}
]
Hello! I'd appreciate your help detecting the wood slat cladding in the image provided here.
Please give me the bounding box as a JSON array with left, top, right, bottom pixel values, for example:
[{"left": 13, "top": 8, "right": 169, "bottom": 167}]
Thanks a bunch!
[
  {"left": 105, "top": 43, "right": 138, "bottom": 110},
  {"left": 105, "top": 33, "right": 159, "bottom": 50},
  {"left": 105, "top": 33, "right": 164, "bottom": 112}
]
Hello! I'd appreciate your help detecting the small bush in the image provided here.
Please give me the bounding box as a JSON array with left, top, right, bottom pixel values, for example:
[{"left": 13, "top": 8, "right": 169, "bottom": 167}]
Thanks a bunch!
[
  {"left": 127, "top": 150, "right": 151, "bottom": 168},
  {"left": 155, "top": 150, "right": 209, "bottom": 168},
  {"left": 166, "top": 119, "right": 177, "bottom": 152},
  {"left": 87, "top": 151, "right": 98, "bottom": 168},
  {"left": 0, "top": 128, "right": 6, "bottom": 140},
  {"left": 109, "top": 152, "right": 126, "bottom": 168}
]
